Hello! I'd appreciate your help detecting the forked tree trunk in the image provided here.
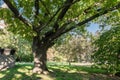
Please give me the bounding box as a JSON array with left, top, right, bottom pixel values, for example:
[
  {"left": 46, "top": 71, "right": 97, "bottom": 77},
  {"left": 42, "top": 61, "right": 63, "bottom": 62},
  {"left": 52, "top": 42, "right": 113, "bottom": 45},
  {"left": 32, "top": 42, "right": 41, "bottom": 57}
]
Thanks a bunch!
[{"left": 32, "top": 36, "right": 51, "bottom": 74}]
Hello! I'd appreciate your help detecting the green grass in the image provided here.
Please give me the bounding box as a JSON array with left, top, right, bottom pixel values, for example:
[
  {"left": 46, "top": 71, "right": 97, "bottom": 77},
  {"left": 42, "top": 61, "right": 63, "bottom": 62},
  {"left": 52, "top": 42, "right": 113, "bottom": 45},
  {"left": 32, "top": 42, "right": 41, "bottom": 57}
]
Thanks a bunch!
[{"left": 0, "top": 63, "right": 120, "bottom": 80}]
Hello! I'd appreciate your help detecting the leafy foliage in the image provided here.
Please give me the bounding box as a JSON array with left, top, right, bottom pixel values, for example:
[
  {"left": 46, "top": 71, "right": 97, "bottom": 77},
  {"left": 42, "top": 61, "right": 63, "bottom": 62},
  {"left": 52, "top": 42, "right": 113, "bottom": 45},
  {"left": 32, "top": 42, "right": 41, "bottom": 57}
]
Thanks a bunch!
[
  {"left": 0, "top": 0, "right": 120, "bottom": 41},
  {"left": 93, "top": 26, "right": 120, "bottom": 73}
]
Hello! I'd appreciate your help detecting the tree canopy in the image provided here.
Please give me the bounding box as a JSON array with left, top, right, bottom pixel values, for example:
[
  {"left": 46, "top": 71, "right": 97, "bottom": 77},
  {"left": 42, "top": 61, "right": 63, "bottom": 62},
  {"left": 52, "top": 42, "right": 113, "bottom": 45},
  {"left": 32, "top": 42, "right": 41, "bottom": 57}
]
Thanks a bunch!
[{"left": 0, "top": 0, "right": 119, "bottom": 41}]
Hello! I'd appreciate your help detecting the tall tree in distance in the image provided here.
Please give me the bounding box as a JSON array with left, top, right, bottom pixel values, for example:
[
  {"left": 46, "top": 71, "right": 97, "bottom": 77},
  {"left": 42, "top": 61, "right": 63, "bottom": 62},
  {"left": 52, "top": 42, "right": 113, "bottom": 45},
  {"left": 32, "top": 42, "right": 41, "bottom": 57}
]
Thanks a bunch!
[{"left": 0, "top": 0, "right": 120, "bottom": 74}]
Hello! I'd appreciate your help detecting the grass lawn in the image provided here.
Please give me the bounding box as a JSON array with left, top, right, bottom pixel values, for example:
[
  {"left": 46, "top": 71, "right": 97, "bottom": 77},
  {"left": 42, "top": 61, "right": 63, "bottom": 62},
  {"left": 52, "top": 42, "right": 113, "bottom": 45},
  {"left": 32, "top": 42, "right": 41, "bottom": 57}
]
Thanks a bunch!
[{"left": 0, "top": 62, "right": 120, "bottom": 80}]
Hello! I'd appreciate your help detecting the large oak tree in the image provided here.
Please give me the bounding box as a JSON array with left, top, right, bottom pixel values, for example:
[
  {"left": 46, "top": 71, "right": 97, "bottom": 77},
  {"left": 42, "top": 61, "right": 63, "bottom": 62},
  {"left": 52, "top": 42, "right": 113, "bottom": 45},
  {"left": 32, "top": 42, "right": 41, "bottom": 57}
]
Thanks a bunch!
[{"left": 0, "top": 0, "right": 120, "bottom": 74}]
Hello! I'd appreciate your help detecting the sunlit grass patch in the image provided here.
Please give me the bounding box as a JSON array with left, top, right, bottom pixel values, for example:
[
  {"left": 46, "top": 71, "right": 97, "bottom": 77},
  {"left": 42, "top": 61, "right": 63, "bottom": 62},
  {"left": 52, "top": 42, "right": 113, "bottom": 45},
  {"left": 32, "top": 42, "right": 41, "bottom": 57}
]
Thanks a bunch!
[
  {"left": 48, "top": 65, "right": 107, "bottom": 74},
  {"left": 0, "top": 74, "right": 5, "bottom": 78}
]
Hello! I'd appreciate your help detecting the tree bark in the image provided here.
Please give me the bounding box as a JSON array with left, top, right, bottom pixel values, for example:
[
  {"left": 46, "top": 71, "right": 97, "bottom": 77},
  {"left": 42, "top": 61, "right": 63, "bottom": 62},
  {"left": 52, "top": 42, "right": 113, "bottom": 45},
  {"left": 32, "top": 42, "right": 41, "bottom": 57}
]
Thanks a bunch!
[{"left": 32, "top": 36, "right": 50, "bottom": 74}]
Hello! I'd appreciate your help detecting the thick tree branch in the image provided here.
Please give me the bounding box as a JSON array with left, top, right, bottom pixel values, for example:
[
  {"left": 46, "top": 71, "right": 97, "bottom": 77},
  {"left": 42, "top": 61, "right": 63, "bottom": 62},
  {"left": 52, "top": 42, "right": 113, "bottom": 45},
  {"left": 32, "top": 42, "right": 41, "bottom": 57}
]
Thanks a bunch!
[
  {"left": 51, "top": 2, "right": 120, "bottom": 41},
  {"left": 62, "top": 2, "right": 120, "bottom": 34},
  {"left": 44, "top": 0, "right": 80, "bottom": 41},
  {"left": 3, "top": 0, "right": 31, "bottom": 26},
  {"left": 47, "top": 0, "right": 79, "bottom": 26},
  {"left": 45, "top": 22, "right": 71, "bottom": 41},
  {"left": 51, "top": 22, "right": 71, "bottom": 40},
  {"left": 37, "top": 7, "right": 61, "bottom": 32},
  {"left": 53, "top": 0, "right": 74, "bottom": 31},
  {"left": 38, "top": 0, "right": 79, "bottom": 32},
  {"left": 35, "top": 0, "right": 39, "bottom": 16},
  {"left": 57, "top": 0, "right": 74, "bottom": 20},
  {"left": 33, "top": 0, "right": 41, "bottom": 31},
  {"left": 40, "top": 0, "right": 50, "bottom": 16}
]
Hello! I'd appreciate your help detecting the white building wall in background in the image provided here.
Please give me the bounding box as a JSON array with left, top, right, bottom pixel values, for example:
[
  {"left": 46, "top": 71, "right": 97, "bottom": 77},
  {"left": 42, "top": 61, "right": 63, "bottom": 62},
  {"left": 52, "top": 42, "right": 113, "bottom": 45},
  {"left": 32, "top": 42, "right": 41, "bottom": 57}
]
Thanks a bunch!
[
  {"left": 0, "top": 0, "right": 7, "bottom": 29},
  {"left": 0, "top": 20, "right": 6, "bottom": 29}
]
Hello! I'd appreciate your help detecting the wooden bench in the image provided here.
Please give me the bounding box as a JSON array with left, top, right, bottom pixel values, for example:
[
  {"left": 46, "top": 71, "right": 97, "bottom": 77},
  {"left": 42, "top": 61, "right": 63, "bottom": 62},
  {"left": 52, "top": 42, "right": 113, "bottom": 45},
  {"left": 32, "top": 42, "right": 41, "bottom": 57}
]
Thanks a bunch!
[{"left": 0, "top": 48, "right": 16, "bottom": 71}]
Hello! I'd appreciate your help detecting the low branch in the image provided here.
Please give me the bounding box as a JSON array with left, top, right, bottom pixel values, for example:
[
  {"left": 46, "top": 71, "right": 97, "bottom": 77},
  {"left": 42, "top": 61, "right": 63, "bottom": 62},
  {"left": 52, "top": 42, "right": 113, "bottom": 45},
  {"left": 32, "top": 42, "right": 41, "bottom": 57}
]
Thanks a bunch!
[{"left": 3, "top": 0, "right": 31, "bottom": 26}]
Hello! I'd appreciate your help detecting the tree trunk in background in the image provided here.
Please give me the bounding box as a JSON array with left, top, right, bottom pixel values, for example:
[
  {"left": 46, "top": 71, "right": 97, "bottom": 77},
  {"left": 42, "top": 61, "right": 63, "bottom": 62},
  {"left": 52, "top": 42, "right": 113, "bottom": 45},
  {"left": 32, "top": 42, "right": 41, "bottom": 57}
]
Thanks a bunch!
[{"left": 32, "top": 36, "right": 50, "bottom": 74}]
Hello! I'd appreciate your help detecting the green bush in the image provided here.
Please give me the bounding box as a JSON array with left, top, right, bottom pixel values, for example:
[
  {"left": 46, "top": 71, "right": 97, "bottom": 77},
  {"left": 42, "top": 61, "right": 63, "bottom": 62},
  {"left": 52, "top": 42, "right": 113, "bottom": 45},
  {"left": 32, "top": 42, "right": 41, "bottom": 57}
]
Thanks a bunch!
[
  {"left": 92, "top": 26, "right": 120, "bottom": 73},
  {"left": 16, "top": 53, "right": 33, "bottom": 62}
]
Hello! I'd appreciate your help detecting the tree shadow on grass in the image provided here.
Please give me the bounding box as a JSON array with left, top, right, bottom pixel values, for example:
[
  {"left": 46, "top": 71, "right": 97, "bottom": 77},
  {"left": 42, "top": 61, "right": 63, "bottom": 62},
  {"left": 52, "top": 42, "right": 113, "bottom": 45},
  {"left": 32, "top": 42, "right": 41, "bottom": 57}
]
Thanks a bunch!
[
  {"left": 0, "top": 64, "right": 120, "bottom": 80},
  {"left": 0, "top": 64, "right": 41, "bottom": 80},
  {"left": 48, "top": 65, "right": 120, "bottom": 80}
]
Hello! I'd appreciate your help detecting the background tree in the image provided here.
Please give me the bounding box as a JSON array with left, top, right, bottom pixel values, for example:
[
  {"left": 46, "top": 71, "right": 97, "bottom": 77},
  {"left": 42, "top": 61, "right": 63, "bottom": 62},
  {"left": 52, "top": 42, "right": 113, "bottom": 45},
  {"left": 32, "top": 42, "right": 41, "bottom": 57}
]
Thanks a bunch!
[
  {"left": 92, "top": 26, "right": 120, "bottom": 74},
  {"left": 55, "top": 33, "right": 94, "bottom": 64},
  {"left": 0, "top": 0, "right": 120, "bottom": 74}
]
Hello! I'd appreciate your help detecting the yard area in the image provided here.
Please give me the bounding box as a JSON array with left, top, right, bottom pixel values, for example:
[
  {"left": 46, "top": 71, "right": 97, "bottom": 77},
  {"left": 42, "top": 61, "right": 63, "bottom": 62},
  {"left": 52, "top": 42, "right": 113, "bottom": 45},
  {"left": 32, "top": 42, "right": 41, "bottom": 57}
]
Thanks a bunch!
[
  {"left": 0, "top": 0, "right": 120, "bottom": 80},
  {"left": 0, "top": 62, "right": 120, "bottom": 80}
]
